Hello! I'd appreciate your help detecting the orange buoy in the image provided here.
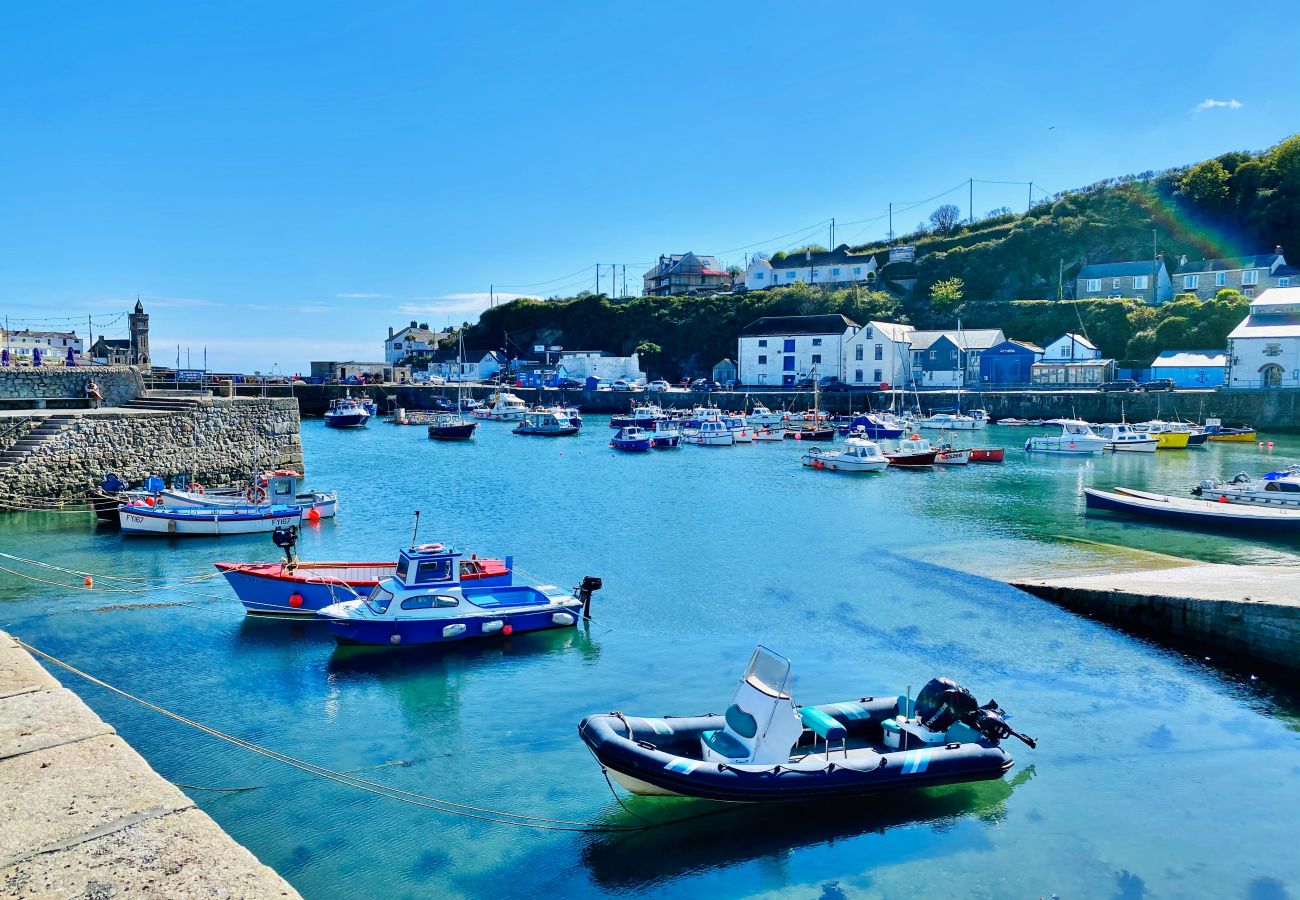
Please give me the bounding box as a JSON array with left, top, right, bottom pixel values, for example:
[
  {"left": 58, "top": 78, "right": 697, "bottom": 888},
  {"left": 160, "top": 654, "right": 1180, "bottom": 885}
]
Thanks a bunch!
[
  {"left": 288, "top": 593, "right": 304, "bottom": 608},
  {"left": 144, "top": 496, "right": 155, "bottom": 507},
  {"left": 502, "top": 623, "right": 513, "bottom": 636},
  {"left": 1218, "top": 495, "right": 1229, "bottom": 503},
  {"left": 83, "top": 576, "right": 93, "bottom": 587},
  {"left": 307, "top": 507, "right": 321, "bottom": 522}
]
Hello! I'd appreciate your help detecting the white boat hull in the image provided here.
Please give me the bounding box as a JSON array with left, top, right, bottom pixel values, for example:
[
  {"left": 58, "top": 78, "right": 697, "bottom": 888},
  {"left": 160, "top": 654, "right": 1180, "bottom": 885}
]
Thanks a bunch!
[
  {"left": 160, "top": 490, "right": 338, "bottom": 518},
  {"left": 120, "top": 507, "right": 302, "bottom": 536},
  {"left": 801, "top": 452, "right": 887, "bottom": 472},
  {"left": 684, "top": 431, "right": 735, "bottom": 446}
]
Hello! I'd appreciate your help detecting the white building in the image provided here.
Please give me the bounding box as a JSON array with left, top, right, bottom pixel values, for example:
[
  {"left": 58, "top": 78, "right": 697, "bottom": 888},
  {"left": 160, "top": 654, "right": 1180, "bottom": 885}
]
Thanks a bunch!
[
  {"left": 556, "top": 351, "right": 642, "bottom": 382},
  {"left": 1042, "top": 333, "right": 1101, "bottom": 361},
  {"left": 842, "top": 321, "right": 914, "bottom": 388},
  {"left": 737, "top": 314, "right": 857, "bottom": 386},
  {"left": 1226, "top": 287, "right": 1300, "bottom": 389},
  {"left": 2, "top": 329, "right": 83, "bottom": 363},
  {"left": 744, "top": 246, "right": 879, "bottom": 292},
  {"left": 385, "top": 321, "right": 449, "bottom": 364}
]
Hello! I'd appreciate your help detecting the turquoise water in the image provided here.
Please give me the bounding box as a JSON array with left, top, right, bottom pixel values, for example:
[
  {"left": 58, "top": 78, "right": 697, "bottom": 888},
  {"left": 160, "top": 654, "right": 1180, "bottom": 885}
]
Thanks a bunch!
[{"left": 3, "top": 420, "right": 1300, "bottom": 899}]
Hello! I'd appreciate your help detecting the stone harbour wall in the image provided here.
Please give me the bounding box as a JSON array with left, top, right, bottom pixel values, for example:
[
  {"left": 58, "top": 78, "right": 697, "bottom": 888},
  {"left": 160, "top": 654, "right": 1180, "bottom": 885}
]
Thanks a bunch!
[
  {"left": 0, "top": 398, "right": 303, "bottom": 499},
  {"left": 0, "top": 366, "right": 145, "bottom": 408}
]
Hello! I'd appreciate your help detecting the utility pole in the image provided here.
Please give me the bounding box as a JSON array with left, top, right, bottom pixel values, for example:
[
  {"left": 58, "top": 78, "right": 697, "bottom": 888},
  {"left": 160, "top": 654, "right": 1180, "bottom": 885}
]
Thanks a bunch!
[
  {"left": 888, "top": 203, "right": 893, "bottom": 243},
  {"left": 489, "top": 284, "right": 494, "bottom": 308},
  {"left": 1028, "top": 182, "right": 1034, "bottom": 213},
  {"left": 87, "top": 314, "right": 92, "bottom": 360},
  {"left": 1152, "top": 227, "right": 1159, "bottom": 305},
  {"left": 1057, "top": 258, "right": 1064, "bottom": 301},
  {"left": 829, "top": 217, "right": 835, "bottom": 249},
  {"left": 595, "top": 263, "right": 600, "bottom": 296},
  {"left": 969, "top": 178, "right": 974, "bottom": 225}
]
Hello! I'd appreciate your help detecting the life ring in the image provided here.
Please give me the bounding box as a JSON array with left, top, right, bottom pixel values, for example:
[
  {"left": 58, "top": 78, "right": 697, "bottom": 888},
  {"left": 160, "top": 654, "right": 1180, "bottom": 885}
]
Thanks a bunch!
[
  {"left": 417, "top": 542, "right": 445, "bottom": 553},
  {"left": 246, "top": 486, "right": 267, "bottom": 504},
  {"left": 188, "top": 482, "right": 204, "bottom": 494}
]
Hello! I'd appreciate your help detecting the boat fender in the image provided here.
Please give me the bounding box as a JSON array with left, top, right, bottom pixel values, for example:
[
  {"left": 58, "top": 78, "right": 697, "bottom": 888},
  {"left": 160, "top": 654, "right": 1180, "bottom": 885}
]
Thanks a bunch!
[
  {"left": 308, "top": 508, "right": 321, "bottom": 522},
  {"left": 552, "top": 612, "right": 577, "bottom": 626},
  {"left": 1218, "top": 495, "right": 1229, "bottom": 503},
  {"left": 390, "top": 634, "right": 401, "bottom": 645},
  {"left": 288, "top": 593, "right": 304, "bottom": 609},
  {"left": 443, "top": 623, "right": 467, "bottom": 638},
  {"left": 188, "top": 482, "right": 204, "bottom": 494},
  {"left": 166, "top": 520, "right": 176, "bottom": 534},
  {"left": 246, "top": 486, "right": 267, "bottom": 504},
  {"left": 503, "top": 624, "right": 513, "bottom": 636}
]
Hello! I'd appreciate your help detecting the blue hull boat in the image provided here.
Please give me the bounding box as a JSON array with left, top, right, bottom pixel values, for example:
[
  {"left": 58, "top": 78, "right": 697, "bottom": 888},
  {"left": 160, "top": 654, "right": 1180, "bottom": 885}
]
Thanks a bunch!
[
  {"left": 610, "top": 426, "right": 652, "bottom": 452},
  {"left": 836, "top": 415, "right": 904, "bottom": 439},
  {"left": 318, "top": 542, "right": 601, "bottom": 646},
  {"left": 1084, "top": 486, "right": 1300, "bottom": 531}
]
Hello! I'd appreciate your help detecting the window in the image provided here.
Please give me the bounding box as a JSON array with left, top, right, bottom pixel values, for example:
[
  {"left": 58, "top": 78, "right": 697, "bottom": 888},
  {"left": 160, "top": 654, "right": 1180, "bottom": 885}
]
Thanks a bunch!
[
  {"left": 1243, "top": 269, "right": 1259, "bottom": 285},
  {"left": 1184, "top": 274, "right": 1199, "bottom": 289},
  {"left": 928, "top": 350, "right": 936, "bottom": 360},
  {"left": 855, "top": 345, "right": 864, "bottom": 361},
  {"left": 757, "top": 354, "right": 767, "bottom": 365},
  {"left": 758, "top": 339, "right": 767, "bottom": 347},
  {"left": 811, "top": 354, "right": 822, "bottom": 364},
  {"left": 1113, "top": 278, "right": 1122, "bottom": 290},
  {"left": 758, "top": 373, "right": 767, "bottom": 384},
  {"left": 783, "top": 357, "right": 795, "bottom": 371},
  {"left": 874, "top": 345, "right": 883, "bottom": 360},
  {"left": 854, "top": 266, "right": 862, "bottom": 276},
  {"left": 1133, "top": 275, "right": 1149, "bottom": 290},
  {"left": 1215, "top": 272, "right": 1227, "bottom": 287},
  {"left": 400, "top": 594, "right": 460, "bottom": 610},
  {"left": 854, "top": 369, "right": 863, "bottom": 382},
  {"left": 830, "top": 268, "right": 840, "bottom": 278},
  {"left": 783, "top": 339, "right": 795, "bottom": 352},
  {"left": 812, "top": 338, "right": 822, "bottom": 346},
  {"left": 365, "top": 587, "right": 394, "bottom": 615},
  {"left": 1086, "top": 279, "right": 1100, "bottom": 292},
  {"left": 1245, "top": 288, "right": 1256, "bottom": 298},
  {"left": 873, "top": 369, "right": 883, "bottom": 382},
  {"left": 1281, "top": 277, "right": 1292, "bottom": 287},
  {"left": 755, "top": 272, "right": 764, "bottom": 281},
  {"left": 786, "top": 271, "right": 796, "bottom": 280}
]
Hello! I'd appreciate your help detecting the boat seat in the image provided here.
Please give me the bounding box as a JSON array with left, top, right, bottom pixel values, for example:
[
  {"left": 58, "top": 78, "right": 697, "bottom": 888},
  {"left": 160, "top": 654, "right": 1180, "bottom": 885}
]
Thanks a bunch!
[
  {"left": 800, "top": 706, "right": 847, "bottom": 757},
  {"left": 700, "top": 704, "right": 759, "bottom": 761},
  {"left": 702, "top": 729, "right": 748, "bottom": 760}
]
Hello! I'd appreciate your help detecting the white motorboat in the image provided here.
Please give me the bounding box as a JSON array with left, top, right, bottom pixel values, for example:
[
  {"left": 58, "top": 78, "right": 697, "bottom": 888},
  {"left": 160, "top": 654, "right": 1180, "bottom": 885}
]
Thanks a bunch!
[
  {"left": 746, "top": 403, "right": 785, "bottom": 427},
  {"left": 1194, "top": 466, "right": 1300, "bottom": 508},
  {"left": 119, "top": 503, "right": 302, "bottom": 536},
  {"left": 722, "top": 415, "right": 753, "bottom": 443},
  {"left": 473, "top": 392, "right": 529, "bottom": 421},
  {"left": 159, "top": 470, "right": 338, "bottom": 518},
  {"left": 682, "top": 419, "right": 735, "bottom": 446},
  {"left": 934, "top": 443, "right": 972, "bottom": 465},
  {"left": 1094, "top": 424, "right": 1158, "bottom": 453},
  {"left": 324, "top": 395, "right": 370, "bottom": 429},
  {"left": 916, "top": 413, "right": 985, "bottom": 431},
  {"left": 752, "top": 426, "right": 786, "bottom": 441},
  {"left": 801, "top": 437, "right": 889, "bottom": 473},
  {"left": 1024, "top": 420, "right": 1110, "bottom": 455}
]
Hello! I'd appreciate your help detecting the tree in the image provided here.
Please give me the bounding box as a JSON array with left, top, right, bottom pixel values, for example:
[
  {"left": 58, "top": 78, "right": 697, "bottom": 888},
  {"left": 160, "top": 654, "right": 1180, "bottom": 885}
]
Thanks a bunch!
[
  {"left": 929, "top": 277, "right": 964, "bottom": 315},
  {"left": 930, "top": 204, "right": 962, "bottom": 234},
  {"left": 1178, "top": 160, "right": 1231, "bottom": 212}
]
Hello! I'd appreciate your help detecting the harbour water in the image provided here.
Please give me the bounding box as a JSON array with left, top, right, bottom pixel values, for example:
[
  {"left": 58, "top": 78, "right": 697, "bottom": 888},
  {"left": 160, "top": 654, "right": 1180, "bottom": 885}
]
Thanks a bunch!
[{"left": 3, "top": 419, "right": 1300, "bottom": 898}]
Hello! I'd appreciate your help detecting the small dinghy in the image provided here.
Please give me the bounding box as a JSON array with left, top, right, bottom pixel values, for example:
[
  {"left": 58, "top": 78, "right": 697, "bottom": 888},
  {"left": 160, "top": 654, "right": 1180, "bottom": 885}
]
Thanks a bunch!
[
  {"left": 579, "top": 646, "right": 1034, "bottom": 802},
  {"left": 968, "top": 448, "right": 1004, "bottom": 463},
  {"left": 319, "top": 538, "right": 601, "bottom": 646},
  {"left": 1084, "top": 486, "right": 1300, "bottom": 531},
  {"left": 119, "top": 502, "right": 301, "bottom": 536}
]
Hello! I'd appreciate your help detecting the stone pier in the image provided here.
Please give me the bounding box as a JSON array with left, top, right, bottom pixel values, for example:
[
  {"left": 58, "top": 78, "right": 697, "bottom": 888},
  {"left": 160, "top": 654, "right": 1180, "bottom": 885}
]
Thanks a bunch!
[{"left": 0, "top": 629, "right": 300, "bottom": 898}]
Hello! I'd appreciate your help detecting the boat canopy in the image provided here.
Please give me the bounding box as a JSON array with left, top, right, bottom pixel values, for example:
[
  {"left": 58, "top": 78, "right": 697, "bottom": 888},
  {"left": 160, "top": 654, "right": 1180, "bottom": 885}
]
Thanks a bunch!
[{"left": 395, "top": 544, "right": 463, "bottom": 589}]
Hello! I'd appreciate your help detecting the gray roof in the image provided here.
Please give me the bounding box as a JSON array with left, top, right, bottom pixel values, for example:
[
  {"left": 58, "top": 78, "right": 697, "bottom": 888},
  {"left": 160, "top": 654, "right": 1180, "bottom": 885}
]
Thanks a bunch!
[
  {"left": 1174, "top": 253, "right": 1282, "bottom": 274},
  {"left": 740, "top": 314, "right": 859, "bottom": 336},
  {"left": 768, "top": 245, "right": 878, "bottom": 271},
  {"left": 1078, "top": 261, "right": 1165, "bottom": 279},
  {"left": 908, "top": 329, "right": 1004, "bottom": 351}
]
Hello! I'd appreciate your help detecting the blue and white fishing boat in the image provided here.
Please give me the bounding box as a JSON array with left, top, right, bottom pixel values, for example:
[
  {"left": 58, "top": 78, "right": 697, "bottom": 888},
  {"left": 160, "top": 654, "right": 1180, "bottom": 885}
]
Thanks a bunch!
[
  {"left": 317, "top": 542, "right": 601, "bottom": 646},
  {"left": 158, "top": 469, "right": 339, "bottom": 519},
  {"left": 650, "top": 419, "right": 681, "bottom": 449},
  {"left": 610, "top": 426, "right": 653, "bottom": 452},
  {"left": 579, "top": 646, "right": 1033, "bottom": 802},
  {"left": 118, "top": 503, "right": 302, "bottom": 536},
  {"left": 1194, "top": 465, "right": 1300, "bottom": 508},
  {"left": 836, "top": 414, "right": 904, "bottom": 439},
  {"left": 324, "top": 395, "right": 370, "bottom": 429}
]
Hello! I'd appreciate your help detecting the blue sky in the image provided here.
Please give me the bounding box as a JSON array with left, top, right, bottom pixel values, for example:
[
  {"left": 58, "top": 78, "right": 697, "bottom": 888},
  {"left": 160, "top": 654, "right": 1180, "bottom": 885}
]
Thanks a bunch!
[{"left": 2, "top": 1, "right": 1297, "bottom": 372}]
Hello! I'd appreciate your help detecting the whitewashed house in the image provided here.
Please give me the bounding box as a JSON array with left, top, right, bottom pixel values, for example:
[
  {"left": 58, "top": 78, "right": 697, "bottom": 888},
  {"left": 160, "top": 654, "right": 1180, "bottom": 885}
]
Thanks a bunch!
[
  {"left": 737, "top": 314, "right": 857, "bottom": 386},
  {"left": 385, "top": 321, "right": 449, "bottom": 364},
  {"left": 556, "top": 351, "right": 642, "bottom": 382},
  {"left": 1226, "top": 287, "right": 1300, "bottom": 389},
  {"left": 1042, "top": 333, "right": 1101, "bottom": 361},
  {"left": 2, "top": 329, "right": 83, "bottom": 363},
  {"left": 744, "top": 246, "right": 879, "bottom": 291},
  {"left": 842, "top": 321, "right": 914, "bottom": 388}
]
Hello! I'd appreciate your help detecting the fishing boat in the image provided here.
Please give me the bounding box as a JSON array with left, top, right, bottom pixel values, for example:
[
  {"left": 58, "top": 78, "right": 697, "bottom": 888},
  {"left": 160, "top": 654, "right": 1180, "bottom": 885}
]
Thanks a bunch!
[
  {"left": 158, "top": 469, "right": 338, "bottom": 520},
  {"left": 1084, "top": 486, "right": 1300, "bottom": 531},
  {"left": 610, "top": 404, "right": 666, "bottom": 429},
  {"left": 747, "top": 402, "right": 784, "bottom": 427},
  {"left": 216, "top": 526, "right": 512, "bottom": 615},
  {"left": 916, "top": 413, "right": 984, "bottom": 431},
  {"left": 722, "top": 415, "right": 753, "bottom": 443},
  {"left": 1024, "top": 420, "right": 1109, "bottom": 455},
  {"left": 1193, "top": 466, "right": 1300, "bottom": 508},
  {"left": 324, "top": 395, "right": 370, "bottom": 429},
  {"left": 996, "top": 418, "right": 1029, "bottom": 426},
  {"left": 429, "top": 336, "right": 479, "bottom": 440},
  {"left": 610, "top": 426, "right": 653, "bottom": 452},
  {"left": 513, "top": 410, "right": 580, "bottom": 437},
  {"left": 473, "top": 392, "right": 528, "bottom": 421},
  {"left": 119, "top": 502, "right": 301, "bottom": 536},
  {"left": 968, "top": 448, "right": 1005, "bottom": 463},
  {"left": 883, "top": 436, "right": 937, "bottom": 467},
  {"left": 681, "top": 405, "right": 724, "bottom": 428},
  {"left": 934, "top": 441, "right": 971, "bottom": 465},
  {"left": 649, "top": 419, "right": 680, "bottom": 449},
  {"left": 801, "top": 437, "right": 889, "bottom": 473},
  {"left": 836, "top": 414, "right": 904, "bottom": 439},
  {"left": 318, "top": 542, "right": 601, "bottom": 646},
  {"left": 1201, "top": 417, "right": 1257, "bottom": 442},
  {"left": 752, "top": 426, "right": 786, "bottom": 441},
  {"left": 1132, "top": 421, "right": 1190, "bottom": 449},
  {"left": 1093, "top": 423, "right": 1158, "bottom": 453},
  {"left": 682, "top": 419, "right": 736, "bottom": 446},
  {"left": 558, "top": 406, "right": 583, "bottom": 428},
  {"left": 578, "top": 646, "right": 1033, "bottom": 802}
]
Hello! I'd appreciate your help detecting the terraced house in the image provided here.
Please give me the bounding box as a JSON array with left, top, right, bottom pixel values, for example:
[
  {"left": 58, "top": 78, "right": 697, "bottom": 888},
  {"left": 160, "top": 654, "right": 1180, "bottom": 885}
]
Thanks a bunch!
[
  {"left": 1172, "top": 248, "right": 1296, "bottom": 300},
  {"left": 743, "top": 245, "right": 878, "bottom": 291},
  {"left": 1075, "top": 259, "right": 1173, "bottom": 304}
]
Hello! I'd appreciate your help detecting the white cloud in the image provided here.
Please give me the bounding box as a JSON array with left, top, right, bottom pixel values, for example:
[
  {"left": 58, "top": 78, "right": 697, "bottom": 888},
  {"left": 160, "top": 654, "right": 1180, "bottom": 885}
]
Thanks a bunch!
[{"left": 1194, "top": 98, "right": 1242, "bottom": 113}]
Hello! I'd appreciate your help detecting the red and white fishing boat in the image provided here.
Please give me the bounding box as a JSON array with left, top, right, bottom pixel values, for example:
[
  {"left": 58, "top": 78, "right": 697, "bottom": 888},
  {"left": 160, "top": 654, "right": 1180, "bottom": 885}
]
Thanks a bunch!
[{"left": 883, "top": 435, "right": 938, "bottom": 467}]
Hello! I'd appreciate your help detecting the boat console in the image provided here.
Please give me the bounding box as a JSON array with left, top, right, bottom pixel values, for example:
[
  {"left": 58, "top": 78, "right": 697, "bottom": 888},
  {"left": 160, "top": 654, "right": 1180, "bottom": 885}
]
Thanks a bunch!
[{"left": 395, "top": 544, "right": 463, "bottom": 589}]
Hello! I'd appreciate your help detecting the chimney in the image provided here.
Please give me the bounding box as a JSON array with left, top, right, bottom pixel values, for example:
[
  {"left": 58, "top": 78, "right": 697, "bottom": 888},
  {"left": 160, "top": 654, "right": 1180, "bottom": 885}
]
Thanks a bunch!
[
  {"left": 410, "top": 320, "right": 417, "bottom": 329},
  {"left": 420, "top": 323, "right": 429, "bottom": 331},
  {"left": 1276, "top": 245, "right": 1284, "bottom": 256},
  {"left": 388, "top": 326, "right": 394, "bottom": 339},
  {"left": 1179, "top": 254, "right": 1188, "bottom": 267}
]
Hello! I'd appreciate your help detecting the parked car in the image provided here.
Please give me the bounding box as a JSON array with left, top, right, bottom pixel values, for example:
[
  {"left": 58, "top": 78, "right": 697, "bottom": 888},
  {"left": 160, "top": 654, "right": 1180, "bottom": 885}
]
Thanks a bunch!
[
  {"left": 646, "top": 379, "right": 670, "bottom": 392},
  {"left": 611, "top": 379, "right": 640, "bottom": 392},
  {"left": 1098, "top": 379, "right": 1139, "bottom": 393},
  {"left": 690, "top": 378, "right": 721, "bottom": 392},
  {"left": 820, "top": 379, "right": 853, "bottom": 393},
  {"left": 556, "top": 377, "right": 584, "bottom": 390},
  {"left": 795, "top": 375, "right": 816, "bottom": 389},
  {"left": 1139, "top": 378, "right": 1176, "bottom": 392}
]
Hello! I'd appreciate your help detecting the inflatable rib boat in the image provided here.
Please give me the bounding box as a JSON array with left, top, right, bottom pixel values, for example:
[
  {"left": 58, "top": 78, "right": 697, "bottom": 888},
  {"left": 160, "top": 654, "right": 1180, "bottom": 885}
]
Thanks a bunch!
[{"left": 579, "top": 646, "right": 1034, "bottom": 802}]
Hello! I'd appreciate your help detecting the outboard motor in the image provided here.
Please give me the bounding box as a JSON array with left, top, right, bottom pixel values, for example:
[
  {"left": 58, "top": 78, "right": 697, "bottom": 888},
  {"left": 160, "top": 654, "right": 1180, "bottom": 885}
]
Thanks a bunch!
[
  {"left": 915, "top": 677, "right": 1036, "bottom": 748},
  {"left": 272, "top": 524, "right": 299, "bottom": 569},
  {"left": 575, "top": 576, "right": 602, "bottom": 619}
]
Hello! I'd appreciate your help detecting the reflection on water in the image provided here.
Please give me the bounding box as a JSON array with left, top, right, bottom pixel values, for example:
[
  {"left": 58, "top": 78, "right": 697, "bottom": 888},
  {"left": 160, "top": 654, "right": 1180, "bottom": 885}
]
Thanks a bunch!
[{"left": 1, "top": 419, "right": 1298, "bottom": 898}]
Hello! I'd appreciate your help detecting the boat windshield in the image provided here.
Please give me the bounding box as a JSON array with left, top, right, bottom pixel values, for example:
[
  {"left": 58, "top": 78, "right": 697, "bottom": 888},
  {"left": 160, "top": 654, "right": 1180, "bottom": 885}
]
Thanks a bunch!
[
  {"left": 743, "top": 645, "right": 792, "bottom": 699},
  {"left": 366, "top": 586, "right": 394, "bottom": 614}
]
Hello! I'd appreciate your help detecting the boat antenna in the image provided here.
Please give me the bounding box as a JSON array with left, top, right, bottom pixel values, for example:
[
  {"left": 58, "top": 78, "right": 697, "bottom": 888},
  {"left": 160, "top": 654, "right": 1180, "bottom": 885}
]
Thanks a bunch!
[{"left": 410, "top": 510, "right": 421, "bottom": 549}]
